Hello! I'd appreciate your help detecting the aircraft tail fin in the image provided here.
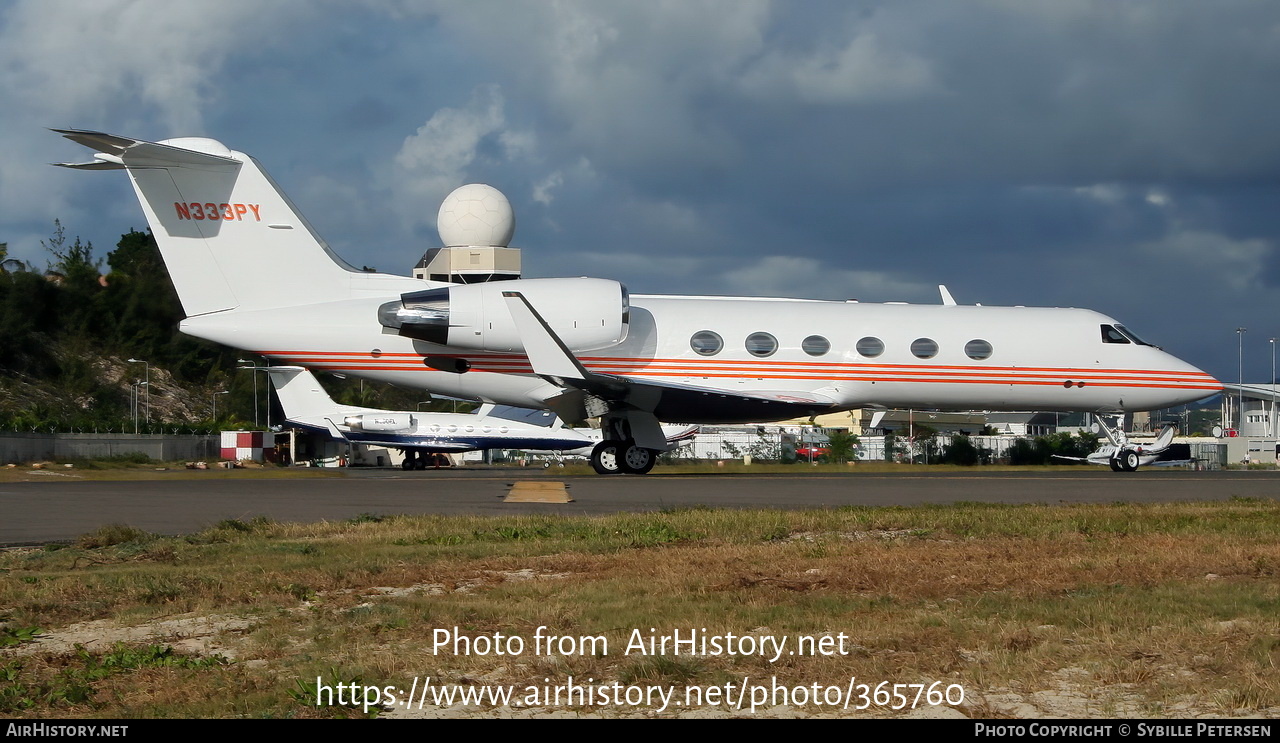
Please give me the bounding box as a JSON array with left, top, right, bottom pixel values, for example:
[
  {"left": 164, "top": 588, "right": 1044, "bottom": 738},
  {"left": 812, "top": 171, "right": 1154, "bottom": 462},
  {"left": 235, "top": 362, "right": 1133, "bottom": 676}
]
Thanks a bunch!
[
  {"left": 53, "top": 129, "right": 368, "bottom": 317},
  {"left": 266, "top": 366, "right": 347, "bottom": 420},
  {"left": 1151, "top": 424, "right": 1176, "bottom": 451}
]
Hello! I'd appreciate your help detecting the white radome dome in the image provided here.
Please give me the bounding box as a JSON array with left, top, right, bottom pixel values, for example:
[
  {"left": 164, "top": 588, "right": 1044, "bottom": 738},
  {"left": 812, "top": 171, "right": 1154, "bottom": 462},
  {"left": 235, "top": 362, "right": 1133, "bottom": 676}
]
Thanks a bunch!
[{"left": 437, "top": 184, "right": 515, "bottom": 247}]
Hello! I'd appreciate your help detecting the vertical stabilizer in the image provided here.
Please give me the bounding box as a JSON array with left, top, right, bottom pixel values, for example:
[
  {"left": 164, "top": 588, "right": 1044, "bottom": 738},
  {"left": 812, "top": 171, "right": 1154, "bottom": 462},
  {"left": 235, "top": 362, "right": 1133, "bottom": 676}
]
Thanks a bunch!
[
  {"left": 54, "top": 129, "right": 363, "bottom": 317},
  {"left": 266, "top": 366, "right": 346, "bottom": 420}
]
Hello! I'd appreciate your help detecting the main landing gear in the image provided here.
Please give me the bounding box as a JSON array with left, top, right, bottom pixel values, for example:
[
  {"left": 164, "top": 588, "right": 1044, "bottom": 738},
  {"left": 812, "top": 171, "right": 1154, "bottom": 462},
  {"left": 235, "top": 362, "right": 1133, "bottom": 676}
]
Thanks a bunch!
[
  {"left": 590, "top": 439, "right": 657, "bottom": 475},
  {"left": 401, "top": 450, "right": 449, "bottom": 470}
]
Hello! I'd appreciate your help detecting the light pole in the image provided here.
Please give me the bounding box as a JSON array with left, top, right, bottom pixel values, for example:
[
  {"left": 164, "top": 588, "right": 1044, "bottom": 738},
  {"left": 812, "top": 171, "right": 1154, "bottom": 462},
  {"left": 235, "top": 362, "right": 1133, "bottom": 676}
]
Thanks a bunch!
[
  {"left": 131, "top": 382, "right": 148, "bottom": 434},
  {"left": 236, "top": 359, "right": 273, "bottom": 429},
  {"left": 1236, "top": 327, "right": 1246, "bottom": 432},
  {"left": 127, "top": 358, "right": 149, "bottom": 422},
  {"left": 211, "top": 390, "right": 229, "bottom": 425},
  {"left": 1271, "top": 338, "right": 1277, "bottom": 439}
]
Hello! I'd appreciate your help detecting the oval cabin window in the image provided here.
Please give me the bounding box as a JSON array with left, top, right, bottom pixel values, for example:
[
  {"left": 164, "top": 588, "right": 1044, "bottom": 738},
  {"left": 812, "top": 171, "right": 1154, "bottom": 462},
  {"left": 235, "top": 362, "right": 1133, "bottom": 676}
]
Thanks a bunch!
[
  {"left": 856, "top": 337, "right": 885, "bottom": 358},
  {"left": 911, "top": 338, "right": 938, "bottom": 359},
  {"left": 802, "top": 335, "right": 830, "bottom": 357},
  {"left": 965, "top": 339, "right": 993, "bottom": 360},
  {"left": 690, "top": 331, "right": 723, "bottom": 356},
  {"left": 745, "top": 332, "right": 778, "bottom": 357}
]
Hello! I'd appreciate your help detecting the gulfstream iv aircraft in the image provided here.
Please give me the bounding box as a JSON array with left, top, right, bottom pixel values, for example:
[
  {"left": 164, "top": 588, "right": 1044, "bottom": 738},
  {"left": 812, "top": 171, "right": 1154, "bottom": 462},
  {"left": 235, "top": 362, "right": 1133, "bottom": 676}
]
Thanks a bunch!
[
  {"left": 265, "top": 366, "right": 595, "bottom": 468},
  {"left": 55, "top": 129, "right": 1222, "bottom": 474}
]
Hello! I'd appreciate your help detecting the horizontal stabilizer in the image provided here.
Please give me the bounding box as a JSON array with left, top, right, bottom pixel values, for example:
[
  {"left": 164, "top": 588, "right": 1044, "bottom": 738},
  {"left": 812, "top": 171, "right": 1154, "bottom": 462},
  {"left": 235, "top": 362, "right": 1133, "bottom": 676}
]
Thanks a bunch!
[
  {"left": 52, "top": 160, "right": 126, "bottom": 171},
  {"left": 51, "top": 128, "right": 239, "bottom": 170}
]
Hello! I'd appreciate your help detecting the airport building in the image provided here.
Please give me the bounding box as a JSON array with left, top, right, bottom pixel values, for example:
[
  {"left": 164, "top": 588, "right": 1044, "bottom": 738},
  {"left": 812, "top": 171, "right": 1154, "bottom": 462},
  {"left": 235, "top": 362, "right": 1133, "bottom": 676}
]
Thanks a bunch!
[{"left": 1219, "top": 384, "right": 1279, "bottom": 464}]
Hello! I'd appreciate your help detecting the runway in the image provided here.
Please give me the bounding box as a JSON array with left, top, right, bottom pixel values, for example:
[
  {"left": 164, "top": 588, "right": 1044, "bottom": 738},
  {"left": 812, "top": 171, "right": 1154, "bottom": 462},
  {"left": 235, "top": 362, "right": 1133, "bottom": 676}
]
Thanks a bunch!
[{"left": 1, "top": 468, "right": 1276, "bottom": 546}]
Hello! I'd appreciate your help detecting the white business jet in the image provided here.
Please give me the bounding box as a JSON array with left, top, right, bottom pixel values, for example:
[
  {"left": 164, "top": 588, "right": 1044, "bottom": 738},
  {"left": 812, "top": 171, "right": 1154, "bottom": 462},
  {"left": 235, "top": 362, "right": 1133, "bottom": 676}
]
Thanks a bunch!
[
  {"left": 54, "top": 130, "right": 1221, "bottom": 475},
  {"left": 266, "top": 366, "right": 595, "bottom": 468},
  {"left": 1052, "top": 423, "right": 1186, "bottom": 471}
]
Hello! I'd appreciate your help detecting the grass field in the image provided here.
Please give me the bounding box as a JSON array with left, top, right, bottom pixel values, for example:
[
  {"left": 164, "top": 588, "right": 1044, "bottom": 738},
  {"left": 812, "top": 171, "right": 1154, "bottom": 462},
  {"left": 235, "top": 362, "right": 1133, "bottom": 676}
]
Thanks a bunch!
[{"left": 2, "top": 500, "right": 1278, "bottom": 719}]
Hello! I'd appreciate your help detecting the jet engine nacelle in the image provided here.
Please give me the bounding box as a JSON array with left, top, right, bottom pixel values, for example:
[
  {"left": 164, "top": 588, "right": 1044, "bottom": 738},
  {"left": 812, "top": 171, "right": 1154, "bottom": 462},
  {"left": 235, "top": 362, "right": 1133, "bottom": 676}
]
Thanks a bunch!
[
  {"left": 380, "top": 277, "right": 629, "bottom": 353},
  {"left": 344, "top": 413, "right": 414, "bottom": 432}
]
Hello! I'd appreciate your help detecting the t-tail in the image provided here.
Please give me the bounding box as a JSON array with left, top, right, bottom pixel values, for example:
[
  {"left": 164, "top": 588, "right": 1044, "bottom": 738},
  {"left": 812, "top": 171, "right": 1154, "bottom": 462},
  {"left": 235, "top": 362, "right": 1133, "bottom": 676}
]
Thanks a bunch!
[
  {"left": 52, "top": 129, "right": 426, "bottom": 317},
  {"left": 264, "top": 366, "right": 348, "bottom": 420}
]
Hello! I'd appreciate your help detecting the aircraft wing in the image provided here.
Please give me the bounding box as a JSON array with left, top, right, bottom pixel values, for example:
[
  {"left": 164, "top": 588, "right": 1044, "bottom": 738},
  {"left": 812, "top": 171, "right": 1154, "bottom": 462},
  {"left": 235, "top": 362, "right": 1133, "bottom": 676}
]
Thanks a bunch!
[
  {"left": 594, "top": 375, "right": 835, "bottom": 422},
  {"left": 504, "top": 291, "right": 838, "bottom": 424},
  {"left": 321, "top": 417, "right": 350, "bottom": 441},
  {"left": 357, "top": 438, "right": 475, "bottom": 452}
]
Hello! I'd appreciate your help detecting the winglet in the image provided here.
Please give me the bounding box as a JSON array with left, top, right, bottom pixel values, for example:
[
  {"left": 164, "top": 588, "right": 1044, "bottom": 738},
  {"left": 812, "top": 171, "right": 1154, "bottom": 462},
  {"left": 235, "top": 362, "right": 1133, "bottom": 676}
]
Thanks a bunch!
[
  {"left": 939, "top": 285, "right": 957, "bottom": 306},
  {"left": 502, "top": 291, "right": 590, "bottom": 380}
]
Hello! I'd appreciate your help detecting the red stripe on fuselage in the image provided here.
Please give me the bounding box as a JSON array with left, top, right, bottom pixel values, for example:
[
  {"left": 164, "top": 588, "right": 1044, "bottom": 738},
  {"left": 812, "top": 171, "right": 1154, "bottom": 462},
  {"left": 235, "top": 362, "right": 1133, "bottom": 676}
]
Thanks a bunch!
[{"left": 259, "top": 350, "right": 1220, "bottom": 391}]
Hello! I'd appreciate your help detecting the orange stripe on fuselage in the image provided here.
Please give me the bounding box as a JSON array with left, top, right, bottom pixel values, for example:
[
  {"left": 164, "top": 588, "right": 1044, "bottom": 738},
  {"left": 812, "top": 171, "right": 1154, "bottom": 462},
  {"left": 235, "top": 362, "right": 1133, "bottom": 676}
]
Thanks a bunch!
[{"left": 260, "top": 349, "right": 1221, "bottom": 392}]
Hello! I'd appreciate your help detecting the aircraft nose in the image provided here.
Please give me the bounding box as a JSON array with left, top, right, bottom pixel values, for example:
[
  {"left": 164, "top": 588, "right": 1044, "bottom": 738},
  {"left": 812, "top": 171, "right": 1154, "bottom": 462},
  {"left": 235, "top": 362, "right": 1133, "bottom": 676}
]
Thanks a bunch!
[{"left": 1162, "top": 351, "right": 1222, "bottom": 402}]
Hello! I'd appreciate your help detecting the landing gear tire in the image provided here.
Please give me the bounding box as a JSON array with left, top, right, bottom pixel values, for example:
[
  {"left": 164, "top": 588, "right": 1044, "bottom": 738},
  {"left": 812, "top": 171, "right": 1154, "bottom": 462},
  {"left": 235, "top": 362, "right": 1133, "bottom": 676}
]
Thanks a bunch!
[
  {"left": 402, "top": 451, "right": 416, "bottom": 470},
  {"left": 1109, "top": 459, "right": 1123, "bottom": 472},
  {"left": 620, "top": 442, "right": 657, "bottom": 475},
  {"left": 591, "top": 440, "right": 624, "bottom": 475},
  {"left": 1119, "top": 450, "right": 1140, "bottom": 472}
]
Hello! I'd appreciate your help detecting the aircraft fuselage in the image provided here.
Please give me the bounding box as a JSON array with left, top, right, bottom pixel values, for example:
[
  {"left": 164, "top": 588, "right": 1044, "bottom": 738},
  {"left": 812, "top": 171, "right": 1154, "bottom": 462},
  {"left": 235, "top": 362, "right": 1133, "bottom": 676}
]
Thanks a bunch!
[{"left": 185, "top": 293, "right": 1217, "bottom": 422}]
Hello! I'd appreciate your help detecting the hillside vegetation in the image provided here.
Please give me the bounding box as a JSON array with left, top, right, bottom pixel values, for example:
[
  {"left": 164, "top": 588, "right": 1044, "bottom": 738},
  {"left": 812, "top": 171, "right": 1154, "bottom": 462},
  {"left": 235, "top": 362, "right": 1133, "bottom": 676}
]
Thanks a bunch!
[{"left": 0, "top": 222, "right": 442, "bottom": 432}]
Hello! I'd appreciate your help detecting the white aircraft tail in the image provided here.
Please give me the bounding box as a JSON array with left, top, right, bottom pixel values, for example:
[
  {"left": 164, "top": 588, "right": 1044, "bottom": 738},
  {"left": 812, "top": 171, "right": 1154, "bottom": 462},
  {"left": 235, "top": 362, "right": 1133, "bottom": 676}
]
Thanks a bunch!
[
  {"left": 1151, "top": 424, "right": 1176, "bottom": 452},
  {"left": 266, "top": 366, "right": 349, "bottom": 420},
  {"left": 53, "top": 129, "right": 379, "bottom": 317}
]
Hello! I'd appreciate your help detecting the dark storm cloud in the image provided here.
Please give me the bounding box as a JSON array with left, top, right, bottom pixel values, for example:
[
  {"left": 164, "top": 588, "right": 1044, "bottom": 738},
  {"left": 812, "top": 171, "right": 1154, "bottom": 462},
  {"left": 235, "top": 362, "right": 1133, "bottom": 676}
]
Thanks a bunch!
[{"left": 4, "top": 1, "right": 1280, "bottom": 382}]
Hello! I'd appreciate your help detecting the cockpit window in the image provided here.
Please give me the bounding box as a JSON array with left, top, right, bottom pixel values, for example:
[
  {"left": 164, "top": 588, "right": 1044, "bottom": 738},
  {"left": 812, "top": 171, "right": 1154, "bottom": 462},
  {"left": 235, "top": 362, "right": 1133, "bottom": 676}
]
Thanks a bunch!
[
  {"left": 1101, "top": 325, "right": 1130, "bottom": 344},
  {"left": 1114, "top": 325, "right": 1153, "bottom": 346}
]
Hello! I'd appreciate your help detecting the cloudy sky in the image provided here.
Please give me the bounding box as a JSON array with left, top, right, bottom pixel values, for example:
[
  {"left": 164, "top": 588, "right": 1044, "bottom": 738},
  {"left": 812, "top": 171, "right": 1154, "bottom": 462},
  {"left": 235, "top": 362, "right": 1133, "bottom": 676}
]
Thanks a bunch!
[{"left": 3, "top": 1, "right": 1279, "bottom": 384}]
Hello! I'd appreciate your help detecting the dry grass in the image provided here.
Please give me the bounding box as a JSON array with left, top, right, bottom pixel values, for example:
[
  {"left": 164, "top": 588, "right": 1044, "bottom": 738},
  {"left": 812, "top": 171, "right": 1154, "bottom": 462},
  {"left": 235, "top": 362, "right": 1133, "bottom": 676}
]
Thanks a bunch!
[{"left": 1, "top": 501, "right": 1278, "bottom": 718}]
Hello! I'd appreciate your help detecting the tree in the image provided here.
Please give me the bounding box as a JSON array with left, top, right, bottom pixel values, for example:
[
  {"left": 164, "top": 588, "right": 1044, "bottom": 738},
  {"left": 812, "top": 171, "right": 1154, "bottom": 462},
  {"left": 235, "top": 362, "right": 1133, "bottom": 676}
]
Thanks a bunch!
[
  {"left": 941, "top": 434, "right": 981, "bottom": 465},
  {"left": 825, "top": 430, "right": 859, "bottom": 463},
  {"left": 884, "top": 432, "right": 900, "bottom": 462},
  {"left": 910, "top": 424, "right": 940, "bottom": 463},
  {"left": 43, "top": 219, "right": 101, "bottom": 291}
]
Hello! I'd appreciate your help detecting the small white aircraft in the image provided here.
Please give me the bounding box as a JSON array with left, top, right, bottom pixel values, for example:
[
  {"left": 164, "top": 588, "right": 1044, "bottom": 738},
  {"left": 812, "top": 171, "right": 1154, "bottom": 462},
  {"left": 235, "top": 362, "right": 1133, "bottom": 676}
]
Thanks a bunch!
[
  {"left": 1052, "top": 422, "right": 1183, "bottom": 471},
  {"left": 266, "top": 366, "right": 596, "bottom": 468},
  {"left": 54, "top": 129, "right": 1222, "bottom": 475}
]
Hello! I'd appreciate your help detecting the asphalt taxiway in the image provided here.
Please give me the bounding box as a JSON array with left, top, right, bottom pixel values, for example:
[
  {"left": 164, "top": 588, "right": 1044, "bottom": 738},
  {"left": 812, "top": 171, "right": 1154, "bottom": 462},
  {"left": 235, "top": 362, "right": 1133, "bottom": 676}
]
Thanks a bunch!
[{"left": 1, "top": 468, "right": 1275, "bottom": 546}]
